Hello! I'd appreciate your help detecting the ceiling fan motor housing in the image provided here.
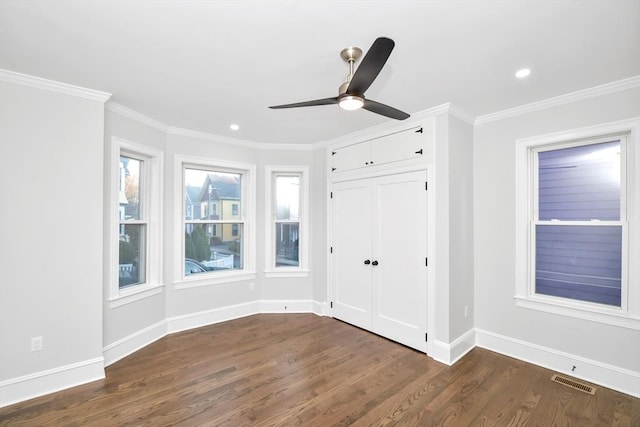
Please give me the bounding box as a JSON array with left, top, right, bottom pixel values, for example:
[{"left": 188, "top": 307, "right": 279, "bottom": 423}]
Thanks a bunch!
[{"left": 269, "top": 37, "right": 409, "bottom": 120}]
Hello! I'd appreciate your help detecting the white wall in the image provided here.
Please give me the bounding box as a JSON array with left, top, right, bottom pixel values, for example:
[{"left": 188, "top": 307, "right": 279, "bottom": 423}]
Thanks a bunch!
[
  {"left": 432, "top": 112, "right": 475, "bottom": 362},
  {"left": 102, "top": 109, "right": 168, "bottom": 364},
  {"left": 0, "top": 77, "right": 108, "bottom": 406},
  {"left": 447, "top": 115, "right": 475, "bottom": 341},
  {"left": 258, "top": 148, "right": 318, "bottom": 304},
  {"left": 474, "top": 87, "right": 640, "bottom": 396}
]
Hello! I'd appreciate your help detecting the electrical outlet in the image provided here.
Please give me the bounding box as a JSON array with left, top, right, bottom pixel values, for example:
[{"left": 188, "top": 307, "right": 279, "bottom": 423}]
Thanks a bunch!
[
  {"left": 249, "top": 282, "right": 255, "bottom": 291},
  {"left": 31, "top": 336, "right": 43, "bottom": 352},
  {"left": 464, "top": 306, "right": 469, "bottom": 318}
]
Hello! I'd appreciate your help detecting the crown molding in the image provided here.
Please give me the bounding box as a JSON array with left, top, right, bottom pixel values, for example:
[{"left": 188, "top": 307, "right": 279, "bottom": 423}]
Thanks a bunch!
[
  {"left": 0, "top": 69, "right": 111, "bottom": 102},
  {"left": 446, "top": 104, "right": 476, "bottom": 125},
  {"left": 313, "top": 103, "right": 473, "bottom": 149},
  {"left": 414, "top": 102, "right": 476, "bottom": 125},
  {"left": 106, "top": 102, "right": 168, "bottom": 132},
  {"left": 475, "top": 75, "right": 640, "bottom": 126},
  {"left": 259, "top": 142, "right": 316, "bottom": 151},
  {"left": 167, "top": 126, "right": 317, "bottom": 151},
  {"left": 167, "top": 126, "right": 259, "bottom": 149}
]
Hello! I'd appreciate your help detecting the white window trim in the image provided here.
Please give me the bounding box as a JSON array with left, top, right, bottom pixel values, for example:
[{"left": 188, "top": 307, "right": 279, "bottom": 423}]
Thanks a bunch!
[
  {"left": 108, "top": 137, "right": 164, "bottom": 307},
  {"left": 515, "top": 118, "right": 640, "bottom": 330},
  {"left": 264, "top": 165, "right": 310, "bottom": 277},
  {"left": 174, "top": 155, "right": 256, "bottom": 288}
]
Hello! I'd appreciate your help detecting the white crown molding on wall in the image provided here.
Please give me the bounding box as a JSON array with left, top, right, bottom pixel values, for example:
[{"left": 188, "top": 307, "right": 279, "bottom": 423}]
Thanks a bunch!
[
  {"left": 0, "top": 69, "right": 111, "bottom": 102},
  {"left": 167, "top": 126, "right": 261, "bottom": 149},
  {"left": 475, "top": 75, "right": 640, "bottom": 125},
  {"left": 167, "top": 126, "right": 316, "bottom": 151},
  {"left": 106, "top": 102, "right": 168, "bottom": 132},
  {"left": 314, "top": 103, "right": 457, "bottom": 150}
]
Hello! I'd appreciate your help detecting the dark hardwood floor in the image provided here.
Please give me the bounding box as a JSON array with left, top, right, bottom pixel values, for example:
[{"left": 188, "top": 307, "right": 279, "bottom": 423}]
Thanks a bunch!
[{"left": 1, "top": 314, "right": 638, "bottom": 426}]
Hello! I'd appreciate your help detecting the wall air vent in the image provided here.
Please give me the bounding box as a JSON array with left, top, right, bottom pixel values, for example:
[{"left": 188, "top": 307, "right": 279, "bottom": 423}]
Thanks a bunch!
[{"left": 551, "top": 374, "right": 596, "bottom": 395}]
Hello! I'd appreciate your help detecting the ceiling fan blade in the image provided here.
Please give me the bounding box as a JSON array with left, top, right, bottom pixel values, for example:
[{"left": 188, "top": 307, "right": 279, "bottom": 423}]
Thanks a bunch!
[
  {"left": 363, "top": 99, "right": 410, "bottom": 120},
  {"left": 269, "top": 97, "right": 338, "bottom": 109},
  {"left": 346, "top": 37, "right": 395, "bottom": 95}
]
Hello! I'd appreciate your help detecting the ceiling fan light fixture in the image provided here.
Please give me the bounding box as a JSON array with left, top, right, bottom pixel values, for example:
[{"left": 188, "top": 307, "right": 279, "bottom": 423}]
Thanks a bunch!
[{"left": 339, "top": 95, "right": 364, "bottom": 111}]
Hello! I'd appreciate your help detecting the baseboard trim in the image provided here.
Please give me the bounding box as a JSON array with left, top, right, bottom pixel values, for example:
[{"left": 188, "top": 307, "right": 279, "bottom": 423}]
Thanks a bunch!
[
  {"left": 475, "top": 328, "right": 640, "bottom": 398},
  {"left": 0, "top": 357, "right": 105, "bottom": 409},
  {"left": 166, "top": 301, "right": 260, "bottom": 334},
  {"left": 103, "top": 320, "right": 168, "bottom": 367},
  {"left": 431, "top": 328, "right": 476, "bottom": 365},
  {"left": 312, "top": 300, "right": 328, "bottom": 316},
  {"left": 258, "top": 299, "right": 316, "bottom": 314}
]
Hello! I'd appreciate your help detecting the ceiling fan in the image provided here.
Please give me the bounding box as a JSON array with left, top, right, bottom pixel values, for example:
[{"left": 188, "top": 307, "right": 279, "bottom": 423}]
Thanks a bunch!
[{"left": 269, "top": 37, "right": 410, "bottom": 120}]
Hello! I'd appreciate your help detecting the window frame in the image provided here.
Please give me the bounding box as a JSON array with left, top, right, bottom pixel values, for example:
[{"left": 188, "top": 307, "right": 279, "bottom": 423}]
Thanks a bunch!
[
  {"left": 515, "top": 119, "right": 640, "bottom": 329},
  {"left": 174, "top": 155, "right": 256, "bottom": 288},
  {"left": 109, "top": 137, "right": 164, "bottom": 307},
  {"left": 264, "top": 165, "right": 310, "bottom": 277}
]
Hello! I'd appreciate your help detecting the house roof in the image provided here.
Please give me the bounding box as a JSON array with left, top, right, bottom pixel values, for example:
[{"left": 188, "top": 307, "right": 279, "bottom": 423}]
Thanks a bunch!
[
  {"left": 185, "top": 186, "right": 201, "bottom": 204},
  {"left": 200, "top": 174, "right": 241, "bottom": 202}
]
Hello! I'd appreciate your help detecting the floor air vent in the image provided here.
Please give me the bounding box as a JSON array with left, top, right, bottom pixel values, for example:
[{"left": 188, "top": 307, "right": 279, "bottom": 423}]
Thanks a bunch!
[{"left": 551, "top": 374, "right": 596, "bottom": 395}]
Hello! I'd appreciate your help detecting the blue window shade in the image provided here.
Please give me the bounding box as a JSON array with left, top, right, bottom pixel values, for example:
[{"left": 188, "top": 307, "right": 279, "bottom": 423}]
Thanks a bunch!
[
  {"left": 535, "top": 225, "right": 622, "bottom": 306},
  {"left": 538, "top": 141, "right": 620, "bottom": 221}
]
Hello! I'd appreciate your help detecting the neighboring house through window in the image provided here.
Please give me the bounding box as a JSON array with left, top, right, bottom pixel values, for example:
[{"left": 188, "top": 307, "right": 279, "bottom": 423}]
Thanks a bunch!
[{"left": 176, "top": 156, "right": 256, "bottom": 286}]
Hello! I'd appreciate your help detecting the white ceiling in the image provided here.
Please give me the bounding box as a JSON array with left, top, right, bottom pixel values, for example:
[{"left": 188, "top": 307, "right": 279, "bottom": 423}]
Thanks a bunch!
[{"left": 1, "top": 1, "right": 639, "bottom": 145}]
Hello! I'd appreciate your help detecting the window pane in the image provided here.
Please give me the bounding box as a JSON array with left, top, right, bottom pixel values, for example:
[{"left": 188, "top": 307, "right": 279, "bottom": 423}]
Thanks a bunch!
[
  {"left": 276, "top": 223, "right": 300, "bottom": 267},
  {"left": 535, "top": 224, "right": 621, "bottom": 306},
  {"left": 275, "top": 175, "right": 300, "bottom": 221},
  {"left": 120, "top": 156, "right": 143, "bottom": 220},
  {"left": 184, "top": 223, "right": 243, "bottom": 274},
  {"left": 538, "top": 141, "right": 621, "bottom": 221},
  {"left": 119, "top": 224, "right": 146, "bottom": 288},
  {"left": 184, "top": 168, "right": 241, "bottom": 221}
]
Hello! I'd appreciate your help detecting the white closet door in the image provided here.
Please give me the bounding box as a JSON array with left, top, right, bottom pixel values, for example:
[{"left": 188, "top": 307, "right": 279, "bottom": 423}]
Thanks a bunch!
[
  {"left": 331, "top": 179, "right": 373, "bottom": 330},
  {"left": 372, "top": 170, "right": 427, "bottom": 351}
]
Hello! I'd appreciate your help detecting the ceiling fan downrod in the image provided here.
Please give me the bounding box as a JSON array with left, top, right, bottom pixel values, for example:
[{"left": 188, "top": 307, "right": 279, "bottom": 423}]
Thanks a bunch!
[{"left": 339, "top": 46, "right": 363, "bottom": 95}]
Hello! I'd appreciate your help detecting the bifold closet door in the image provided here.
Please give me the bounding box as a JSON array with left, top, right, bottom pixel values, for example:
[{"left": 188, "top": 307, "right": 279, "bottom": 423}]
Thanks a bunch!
[
  {"left": 331, "top": 178, "right": 374, "bottom": 330},
  {"left": 372, "top": 170, "right": 427, "bottom": 351},
  {"left": 331, "top": 170, "right": 427, "bottom": 352}
]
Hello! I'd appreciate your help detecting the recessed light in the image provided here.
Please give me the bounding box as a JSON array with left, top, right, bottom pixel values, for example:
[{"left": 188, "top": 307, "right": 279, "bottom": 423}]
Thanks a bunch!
[
  {"left": 515, "top": 68, "right": 531, "bottom": 79},
  {"left": 230, "top": 124, "right": 240, "bottom": 131}
]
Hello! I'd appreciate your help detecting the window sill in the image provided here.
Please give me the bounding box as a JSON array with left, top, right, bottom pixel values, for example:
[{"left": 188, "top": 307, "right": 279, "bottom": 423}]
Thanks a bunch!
[
  {"left": 264, "top": 270, "right": 310, "bottom": 278},
  {"left": 515, "top": 295, "right": 640, "bottom": 330},
  {"left": 109, "top": 283, "right": 164, "bottom": 308},
  {"left": 174, "top": 271, "right": 257, "bottom": 289}
]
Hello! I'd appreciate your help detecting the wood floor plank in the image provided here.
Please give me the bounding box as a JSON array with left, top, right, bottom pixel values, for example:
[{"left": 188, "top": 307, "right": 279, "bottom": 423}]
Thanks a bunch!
[{"left": 1, "top": 314, "right": 638, "bottom": 426}]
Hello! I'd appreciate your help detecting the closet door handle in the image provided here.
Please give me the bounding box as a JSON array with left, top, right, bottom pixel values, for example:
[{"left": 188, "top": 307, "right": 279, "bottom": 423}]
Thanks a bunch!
[
  {"left": 364, "top": 259, "right": 371, "bottom": 265},
  {"left": 371, "top": 260, "right": 379, "bottom": 266}
]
